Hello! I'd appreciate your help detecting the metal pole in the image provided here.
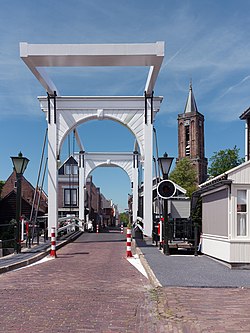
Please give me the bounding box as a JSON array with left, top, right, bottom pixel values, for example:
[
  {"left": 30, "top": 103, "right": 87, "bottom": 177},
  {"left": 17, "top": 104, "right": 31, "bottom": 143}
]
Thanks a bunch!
[
  {"left": 162, "top": 172, "right": 170, "bottom": 256},
  {"left": 194, "top": 223, "right": 198, "bottom": 256},
  {"left": 15, "top": 173, "right": 22, "bottom": 253},
  {"left": 163, "top": 197, "right": 170, "bottom": 255},
  {"left": 34, "top": 157, "right": 48, "bottom": 245},
  {"left": 29, "top": 128, "right": 47, "bottom": 222}
]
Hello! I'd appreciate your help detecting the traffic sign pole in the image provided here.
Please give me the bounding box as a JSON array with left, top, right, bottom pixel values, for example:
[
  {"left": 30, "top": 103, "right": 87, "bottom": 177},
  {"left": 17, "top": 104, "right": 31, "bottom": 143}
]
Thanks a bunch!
[{"left": 157, "top": 179, "right": 176, "bottom": 255}]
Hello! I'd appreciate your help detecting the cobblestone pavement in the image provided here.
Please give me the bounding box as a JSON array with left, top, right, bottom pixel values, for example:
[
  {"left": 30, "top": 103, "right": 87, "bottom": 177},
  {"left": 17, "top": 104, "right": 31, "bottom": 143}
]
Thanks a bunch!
[
  {"left": 1, "top": 230, "right": 250, "bottom": 332},
  {"left": 153, "top": 286, "right": 250, "bottom": 332}
]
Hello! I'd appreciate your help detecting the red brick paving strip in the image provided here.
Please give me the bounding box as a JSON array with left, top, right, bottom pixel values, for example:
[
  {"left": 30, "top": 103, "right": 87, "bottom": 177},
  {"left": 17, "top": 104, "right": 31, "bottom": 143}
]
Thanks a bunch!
[
  {"left": 1, "top": 231, "right": 250, "bottom": 332},
  {"left": 156, "top": 286, "right": 250, "bottom": 332},
  {"left": 0, "top": 232, "right": 163, "bottom": 332}
]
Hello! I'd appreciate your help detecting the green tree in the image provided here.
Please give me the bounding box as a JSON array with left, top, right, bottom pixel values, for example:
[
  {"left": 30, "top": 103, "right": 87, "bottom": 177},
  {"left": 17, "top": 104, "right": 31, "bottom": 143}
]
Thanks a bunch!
[
  {"left": 169, "top": 158, "right": 198, "bottom": 197},
  {"left": 191, "top": 196, "right": 202, "bottom": 226},
  {"left": 119, "top": 212, "right": 129, "bottom": 226},
  {"left": 208, "top": 145, "right": 244, "bottom": 177}
]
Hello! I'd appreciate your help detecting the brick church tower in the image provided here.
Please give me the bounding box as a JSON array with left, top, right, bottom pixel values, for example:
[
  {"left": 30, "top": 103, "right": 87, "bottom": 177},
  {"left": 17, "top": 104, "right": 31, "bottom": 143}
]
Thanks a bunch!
[{"left": 177, "top": 83, "right": 208, "bottom": 184}]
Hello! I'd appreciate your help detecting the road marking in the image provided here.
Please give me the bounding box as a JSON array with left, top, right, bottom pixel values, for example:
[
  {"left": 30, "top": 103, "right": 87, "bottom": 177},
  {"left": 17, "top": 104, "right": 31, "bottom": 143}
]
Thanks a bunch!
[{"left": 127, "top": 254, "right": 148, "bottom": 278}]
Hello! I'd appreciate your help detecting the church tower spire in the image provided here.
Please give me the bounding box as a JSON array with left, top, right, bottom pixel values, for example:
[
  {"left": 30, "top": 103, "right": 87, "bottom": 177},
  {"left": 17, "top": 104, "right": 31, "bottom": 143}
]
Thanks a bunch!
[
  {"left": 177, "top": 82, "right": 208, "bottom": 184},
  {"left": 184, "top": 81, "right": 198, "bottom": 114}
]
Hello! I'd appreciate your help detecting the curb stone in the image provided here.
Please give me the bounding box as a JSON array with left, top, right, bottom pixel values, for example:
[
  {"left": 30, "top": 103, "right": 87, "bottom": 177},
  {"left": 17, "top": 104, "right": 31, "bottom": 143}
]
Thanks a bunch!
[{"left": 133, "top": 238, "right": 162, "bottom": 288}]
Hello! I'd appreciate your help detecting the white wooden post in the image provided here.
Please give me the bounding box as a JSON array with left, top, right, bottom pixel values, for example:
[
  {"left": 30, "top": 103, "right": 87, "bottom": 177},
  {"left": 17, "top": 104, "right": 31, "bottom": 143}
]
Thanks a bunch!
[
  {"left": 132, "top": 151, "right": 139, "bottom": 224},
  {"left": 245, "top": 122, "right": 248, "bottom": 162},
  {"left": 78, "top": 151, "right": 85, "bottom": 228},
  {"left": 47, "top": 95, "right": 58, "bottom": 237},
  {"left": 143, "top": 97, "right": 153, "bottom": 237}
]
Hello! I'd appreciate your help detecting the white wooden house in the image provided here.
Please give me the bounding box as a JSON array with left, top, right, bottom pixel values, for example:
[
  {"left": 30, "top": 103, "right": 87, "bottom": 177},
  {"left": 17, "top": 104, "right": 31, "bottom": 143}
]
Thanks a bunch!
[{"left": 198, "top": 160, "right": 250, "bottom": 264}]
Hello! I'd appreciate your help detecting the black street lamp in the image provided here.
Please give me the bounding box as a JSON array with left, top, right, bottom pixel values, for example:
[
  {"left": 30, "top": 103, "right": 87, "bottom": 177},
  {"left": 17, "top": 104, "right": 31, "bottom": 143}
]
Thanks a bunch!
[
  {"left": 158, "top": 153, "right": 174, "bottom": 255},
  {"left": 11, "top": 152, "right": 29, "bottom": 253}
]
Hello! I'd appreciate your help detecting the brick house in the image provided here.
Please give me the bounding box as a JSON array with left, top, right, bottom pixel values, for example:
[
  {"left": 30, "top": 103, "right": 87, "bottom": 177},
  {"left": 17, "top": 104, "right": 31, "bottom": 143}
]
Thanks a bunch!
[
  {"left": 85, "top": 176, "right": 102, "bottom": 223},
  {"left": 101, "top": 194, "right": 116, "bottom": 226},
  {"left": 58, "top": 156, "right": 79, "bottom": 217},
  {"left": 0, "top": 172, "right": 48, "bottom": 224}
]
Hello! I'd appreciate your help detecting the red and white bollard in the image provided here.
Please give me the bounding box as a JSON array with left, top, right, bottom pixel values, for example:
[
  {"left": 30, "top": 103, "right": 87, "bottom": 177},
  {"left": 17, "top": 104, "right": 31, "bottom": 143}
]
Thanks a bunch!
[
  {"left": 21, "top": 217, "right": 25, "bottom": 242},
  {"left": 120, "top": 224, "right": 124, "bottom": 234},
  {"left": 159, "top": 218, "right": 163, "bottom": 249},
  {"left": 126, "top": 227, "right": 133, "bottom": 257},
  {"left": 96, "top": 224, "right": 99, "bottom": 234},
  {"left": 50, "top": 227, "right": 57, "bottom": 258}
]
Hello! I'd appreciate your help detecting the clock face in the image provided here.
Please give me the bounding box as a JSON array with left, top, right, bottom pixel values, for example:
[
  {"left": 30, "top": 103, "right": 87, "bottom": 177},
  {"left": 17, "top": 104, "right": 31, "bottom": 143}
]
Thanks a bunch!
[{"left": 184, "top": 120, "right": 190, "bottom": 126}]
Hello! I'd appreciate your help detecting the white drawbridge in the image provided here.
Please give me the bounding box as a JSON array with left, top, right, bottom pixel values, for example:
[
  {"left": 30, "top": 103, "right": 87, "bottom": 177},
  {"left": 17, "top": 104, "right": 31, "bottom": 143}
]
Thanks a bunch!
[{"left": 20, "top": 42, "right": 164, "bottom": 237}]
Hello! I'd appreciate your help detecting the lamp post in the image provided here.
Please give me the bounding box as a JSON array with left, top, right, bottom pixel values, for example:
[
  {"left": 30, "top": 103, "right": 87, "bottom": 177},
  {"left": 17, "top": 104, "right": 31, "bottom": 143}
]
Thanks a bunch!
[
  {"left": 11, "top": 152, "right": 29, "bottom": 253},
  {"left": 158, "top": 153, "right": 174, "bottom": 255}
]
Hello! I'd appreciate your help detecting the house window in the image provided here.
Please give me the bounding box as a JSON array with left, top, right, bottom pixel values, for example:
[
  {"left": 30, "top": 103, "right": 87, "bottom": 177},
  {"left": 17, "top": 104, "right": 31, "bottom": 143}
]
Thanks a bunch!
[
  {"left": 64, "top": 189, "right": 77, "bottom": 207},
  {"left": 65, "top": 164, "right": 78, "bottom": 175},
  {"left": 65, "top": 165, "right": 70, "bottom": 175},
  {"left": 72, "top": 165, "right": 78, "bottom": 175},
  {"left": 237, "top": 190, "right": 247, "bottom": 236}
]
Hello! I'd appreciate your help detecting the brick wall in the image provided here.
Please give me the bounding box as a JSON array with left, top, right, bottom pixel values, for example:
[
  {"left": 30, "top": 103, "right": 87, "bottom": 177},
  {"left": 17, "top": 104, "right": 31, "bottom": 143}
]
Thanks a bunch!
[
  {"left": 0, "top": 172, "right": 48, "bottom": 221},
  {"left": 178, "top": 112, "right": 207, "bottom": 184}
]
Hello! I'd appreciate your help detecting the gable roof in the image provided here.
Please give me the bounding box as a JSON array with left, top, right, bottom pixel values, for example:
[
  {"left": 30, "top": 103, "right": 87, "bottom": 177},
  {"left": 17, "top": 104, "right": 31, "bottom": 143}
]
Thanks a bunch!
[
  {"left": 199, "top": 159, "right": 250, "bottom": 189},
  {"left": 0, "top": 189, "right": 47, "bottom": 221},
  {"left": 58, "top": 155, "right": 78, "bottom": 174},
  {"left": 1, "top": 171, "right": 48, "bottom": 212},
  {"left": 239, "top": 106, "right": 250, "bottom": 120}
]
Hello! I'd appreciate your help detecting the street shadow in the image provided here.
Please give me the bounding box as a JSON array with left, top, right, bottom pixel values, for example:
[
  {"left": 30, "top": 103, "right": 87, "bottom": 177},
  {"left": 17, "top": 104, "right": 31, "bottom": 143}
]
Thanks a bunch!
[
  {"left": 57, "top": 252, "right": 89, "bottom": 258},
  {"left": 62, "top": 252, "right": 89, "bottom": 255},
  {"left": 73, "top": 239, "right": 126, "bottom": 244},
  {"left": 134, "top": 238, "right": 154, "bottom": 248}
]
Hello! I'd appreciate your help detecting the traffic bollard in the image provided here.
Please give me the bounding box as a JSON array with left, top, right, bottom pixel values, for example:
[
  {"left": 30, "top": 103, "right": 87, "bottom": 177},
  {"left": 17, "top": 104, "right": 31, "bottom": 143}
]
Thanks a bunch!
[
  {"left": 50, "top": 227, "right": 57, "bottom": 258},
  {"left": 126, "top": 227, "right": 132, "bottom": 257}
]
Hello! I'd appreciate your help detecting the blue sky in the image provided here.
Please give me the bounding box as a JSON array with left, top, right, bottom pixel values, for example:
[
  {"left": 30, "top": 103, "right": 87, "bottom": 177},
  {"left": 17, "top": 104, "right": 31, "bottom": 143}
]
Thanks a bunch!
[{"left": 0, "top": 0, "right": 250, "bottom": 211}]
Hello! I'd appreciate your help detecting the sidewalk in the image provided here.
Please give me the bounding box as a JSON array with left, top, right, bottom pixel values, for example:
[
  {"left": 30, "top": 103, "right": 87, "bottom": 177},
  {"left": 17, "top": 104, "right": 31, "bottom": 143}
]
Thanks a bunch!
[
  {"left": 0, "top": 231, "right": 82, "bottom": 274},
  {"left": 135, "top": 236, "right": 250, "bottom": 288}
]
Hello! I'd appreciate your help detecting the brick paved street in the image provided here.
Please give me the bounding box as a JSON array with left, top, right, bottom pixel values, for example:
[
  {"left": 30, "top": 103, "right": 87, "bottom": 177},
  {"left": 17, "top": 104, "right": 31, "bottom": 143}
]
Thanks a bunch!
[
  {"left": 1, "top": 230, "right": 250, "bottom": 332},
  {"left": 0, "top": 230, "right": 163, "bottom": 333}
]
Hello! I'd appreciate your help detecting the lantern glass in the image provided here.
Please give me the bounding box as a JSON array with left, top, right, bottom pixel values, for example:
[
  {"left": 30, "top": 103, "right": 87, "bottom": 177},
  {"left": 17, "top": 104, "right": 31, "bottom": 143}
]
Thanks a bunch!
[
  {"left": 158, "top": 153, "right": 174, "bottom": 176},
  {"left": 11, "top": 152, "right": 29, "bottom": 175}
]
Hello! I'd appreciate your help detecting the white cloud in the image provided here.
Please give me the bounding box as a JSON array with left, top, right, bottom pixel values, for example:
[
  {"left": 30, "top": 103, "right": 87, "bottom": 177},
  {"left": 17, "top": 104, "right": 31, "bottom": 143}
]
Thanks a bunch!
[
  {"left": 156, "top": 10, "right": 250, "bottom": 122},
  {"left": 0, "top": 0, "right": 250, "bottom": 124},
  {"left": 219, "top": 76, "right": 250, "bottom": 99}
]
